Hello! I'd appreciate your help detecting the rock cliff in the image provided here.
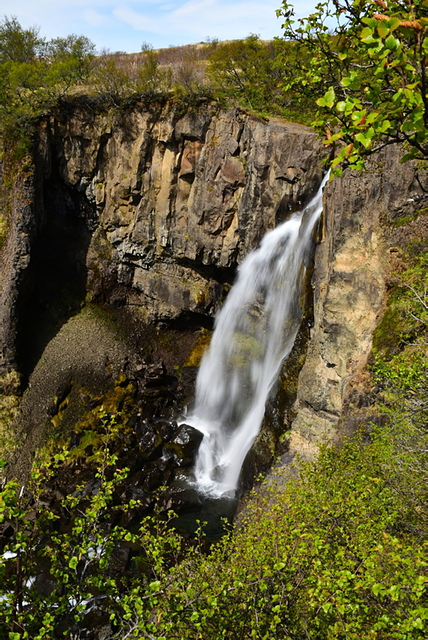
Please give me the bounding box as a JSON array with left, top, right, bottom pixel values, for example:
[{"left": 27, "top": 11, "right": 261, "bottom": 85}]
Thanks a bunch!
[
  {"left": 1, "top": 98, "right": 426, "bottom": 493},
  {"left": 1, "top": 101, "right": 325, "bottom": 378},
  {"left": 0, "top": 100, "right": 326, "bottom": 479},
  {"left": 288, "top": 149, "right": 428, "bottom": 459}
]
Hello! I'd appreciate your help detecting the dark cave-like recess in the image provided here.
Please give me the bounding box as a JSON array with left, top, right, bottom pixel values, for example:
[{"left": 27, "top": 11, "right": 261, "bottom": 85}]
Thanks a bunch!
[{"left": 16, "top": 171, "right": 94, "bottom": 382}]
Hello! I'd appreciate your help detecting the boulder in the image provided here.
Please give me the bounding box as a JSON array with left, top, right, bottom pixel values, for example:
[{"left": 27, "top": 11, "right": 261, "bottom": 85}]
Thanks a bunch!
[{"left": 165, "top": 424, "right": 204, "bottom": 467}]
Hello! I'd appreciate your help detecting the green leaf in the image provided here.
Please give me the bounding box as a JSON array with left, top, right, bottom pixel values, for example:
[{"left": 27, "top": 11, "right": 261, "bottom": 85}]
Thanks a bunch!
[
  {"left": 385, "top": 35, "right": 400, "bottom": 51},
  {"left": 377, "top": 24, "right": 390, "bottom": 39},
  {"left": 413, "top": 618, "right": 425, "bottom": 630},
  {"left": 355, "top": 132, "right": 372, "bottom": 149},
  {"left": 362, "top": 17, "right": 379, "bottom": 29},
  {"left": 374, "top": 119, "right": 391, "bottom": 133},
  {"left": 331, "top": 153, "right": 344, "bottom": 170},
  {"left": 323, "top": 86, "right": 336, "bottom": 109},
  {"left": 361, "top": 27, "right": 377, "bottom": 44}
]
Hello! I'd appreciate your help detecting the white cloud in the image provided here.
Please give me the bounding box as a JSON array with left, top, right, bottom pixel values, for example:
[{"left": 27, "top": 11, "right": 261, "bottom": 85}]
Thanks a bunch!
[
  {"left": 83, "top": 9, "right": 109, "bottom": 28},
  {"left": 114, "top": 0, "right": 282, "bottom": 41},
  {"left": 113, "top": 6, "right": 156, "bottom": 32}
]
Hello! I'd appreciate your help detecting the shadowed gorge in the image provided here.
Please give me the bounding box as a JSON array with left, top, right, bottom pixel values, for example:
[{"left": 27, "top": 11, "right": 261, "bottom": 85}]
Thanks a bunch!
[{"left": 16, "top": 168, "right": 94, "bottom": 381}]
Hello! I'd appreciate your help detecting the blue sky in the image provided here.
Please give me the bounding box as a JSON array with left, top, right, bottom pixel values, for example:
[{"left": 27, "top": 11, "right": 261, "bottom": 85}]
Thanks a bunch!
[{"left": 1, "top": 1, "right": 319, "bottom": 53}]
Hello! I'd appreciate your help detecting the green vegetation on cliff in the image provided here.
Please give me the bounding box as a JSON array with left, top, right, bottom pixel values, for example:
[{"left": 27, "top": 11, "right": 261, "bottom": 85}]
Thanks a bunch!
[
  {"left": 0, "top": 14, "right": 316, "bottom": 157},
  {"left": 205, "top": 34, "right": 313, "bottom": 122},
  {"left": 2, "top": 2, "right": 428, "bottom": 170},
  {"left": 0, "top": 16, "right": 95, "bottom": 154},
  {"left": 0, "top": 21, "right": 313, "bottom": 155}
]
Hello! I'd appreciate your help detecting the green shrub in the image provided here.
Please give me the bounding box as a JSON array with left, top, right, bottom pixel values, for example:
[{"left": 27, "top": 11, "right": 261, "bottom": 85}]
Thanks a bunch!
[
  {"left": 1, "top": 405, "right": 426, "bottom": 639},
  {"left": 91, "top": 58, "right": 132, "bottom": 106},
  {"left": 207, "top": 34, "right": 314, "bottom": 122}
]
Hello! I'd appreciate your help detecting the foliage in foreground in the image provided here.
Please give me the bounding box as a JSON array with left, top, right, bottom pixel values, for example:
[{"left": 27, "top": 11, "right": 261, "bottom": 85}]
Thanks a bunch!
[
  {"left": 1, "top": 395, "right": 427, "bottom": 639},
  {"left": 278, "top": 0, "right": 428, "bottom": 172},
  {"left": 1, "top": 242, "right": 427, "bottom": 639}
]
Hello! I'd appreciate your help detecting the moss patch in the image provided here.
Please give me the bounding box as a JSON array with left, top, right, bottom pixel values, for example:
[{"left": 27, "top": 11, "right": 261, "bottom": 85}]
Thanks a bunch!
[
  {"left": 391, "top": 205, "right": 428, "bottom": 228},
  {"left": 371, "top": 249, "right": 428, "bottom": 396},
  {"left": 0, "top": 371, "right": 21, "bottom": 474},
  {"left": 183, "top": 329, "right": 212, "bottom": 368}
]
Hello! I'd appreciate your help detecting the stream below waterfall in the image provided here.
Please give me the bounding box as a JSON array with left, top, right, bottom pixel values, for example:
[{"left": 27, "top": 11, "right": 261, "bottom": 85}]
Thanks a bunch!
[{"left": 184, "top": 173, "right": 329, "bottom": 499}]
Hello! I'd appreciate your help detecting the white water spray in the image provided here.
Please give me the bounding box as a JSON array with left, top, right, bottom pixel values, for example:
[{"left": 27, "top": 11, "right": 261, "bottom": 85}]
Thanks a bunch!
[{"left": 188, "top": 174, "right": 329, "bottom": 498}]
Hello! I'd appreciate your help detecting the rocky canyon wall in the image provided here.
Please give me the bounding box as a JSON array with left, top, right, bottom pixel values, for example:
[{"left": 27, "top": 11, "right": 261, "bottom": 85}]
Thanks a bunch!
[
  {"left": 1, "top": 101, "right": 325, "bottom": 379},
  {"left": 1, "top": 97, "right": 427, "bottom": 486},
  {"left": 0, "top": 100, "right": 327, "bottom": 478}
]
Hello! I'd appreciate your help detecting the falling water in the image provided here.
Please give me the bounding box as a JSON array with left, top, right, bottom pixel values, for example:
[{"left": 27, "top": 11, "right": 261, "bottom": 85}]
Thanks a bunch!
[{"left": 187, "top": 174, "right": 329, "bottom": 498}]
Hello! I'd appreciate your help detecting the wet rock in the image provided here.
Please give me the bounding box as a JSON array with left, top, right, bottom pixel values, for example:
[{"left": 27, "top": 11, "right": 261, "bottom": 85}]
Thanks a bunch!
[
  {"left": 0, "top": 522, "right": 15, "bottom": 538},
  {"left": 157, "top": 487, "right": 203, "bottom": 515},
  {"left": 34, "top": 571, "right": 56, "bottom": 598},
  {"left": 153, "top": 418, "right": 177, "bottom": 442},
  {"left": 108, "top": 543, "right": 131, "bottom": 575},
  {"left": 132, "top": 363, "right": 146, "bottom": 378},
  {"left": 141, "top": 369, "right": 179, "bottom": 399},
  {"left": 81, "top": 608, "right": 112, "bottom": 640},
  {"left": 165, "top": 424, "right": 203, "bottom": 467},
  {"left": 172, "top": 467, "right": 196, "bottom": 488},
  {"left": 135, "top": 420, "right": 163, "bottom": 460},
  {"left": 141, "top": 458, "right": 174, "bottom": 493},
  {"left": 146, "top": 362, "right": 166, "bottom": 378},
  {"left": 79, "top": 477, "right": 102, "bottom": 498},
  {"left": 121, "top": 473, "right": 153, "bottom": 509}
]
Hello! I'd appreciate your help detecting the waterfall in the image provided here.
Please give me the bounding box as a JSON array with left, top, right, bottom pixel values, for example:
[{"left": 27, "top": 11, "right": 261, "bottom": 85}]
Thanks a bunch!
[{"left": 187, "top": 174, "right": 329, "bottom": 498}]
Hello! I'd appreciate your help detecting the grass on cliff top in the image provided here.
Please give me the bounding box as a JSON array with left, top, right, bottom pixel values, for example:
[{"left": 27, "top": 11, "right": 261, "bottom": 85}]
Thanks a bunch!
[{"left": 0, "top": 34, "right": 315, "bottom": 161}]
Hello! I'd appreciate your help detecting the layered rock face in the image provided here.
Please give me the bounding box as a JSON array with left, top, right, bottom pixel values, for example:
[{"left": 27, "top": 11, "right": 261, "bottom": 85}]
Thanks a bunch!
[
  {"left": 44, "top": 103, "right": 325, "bottom": 320},
  {"left": 0, "top": 102, "right": 325, "bottom": 381},
  {"left": 288, "top": 149, "right": 428, "bottom": 458}
]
